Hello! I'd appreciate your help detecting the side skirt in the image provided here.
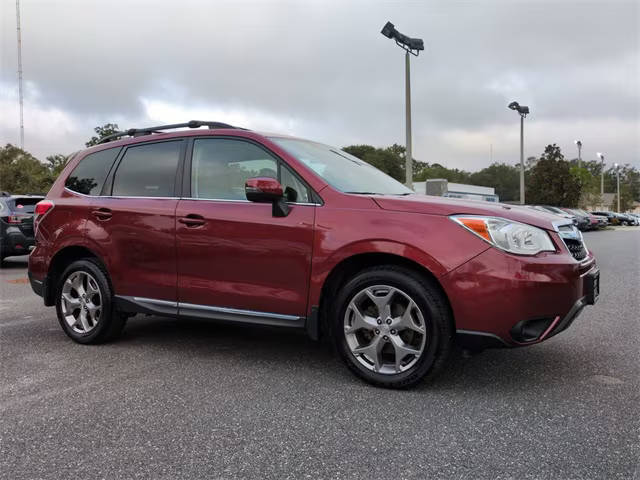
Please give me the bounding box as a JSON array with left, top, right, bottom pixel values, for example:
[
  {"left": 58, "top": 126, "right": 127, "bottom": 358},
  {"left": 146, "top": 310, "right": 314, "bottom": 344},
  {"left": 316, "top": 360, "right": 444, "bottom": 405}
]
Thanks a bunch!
[{"left": 115, "top": 295, "right": 306, "bottom": 329}]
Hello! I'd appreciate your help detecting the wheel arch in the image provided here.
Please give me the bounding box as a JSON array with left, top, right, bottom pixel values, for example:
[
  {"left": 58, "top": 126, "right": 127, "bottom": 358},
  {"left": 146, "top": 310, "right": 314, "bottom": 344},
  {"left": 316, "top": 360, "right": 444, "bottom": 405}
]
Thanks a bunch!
[
  {"left": 315, "top": 252, "right": 454, "bottom": 340},
  {"left": 44, "top": 245, "right": 107, "bottom": 306}
]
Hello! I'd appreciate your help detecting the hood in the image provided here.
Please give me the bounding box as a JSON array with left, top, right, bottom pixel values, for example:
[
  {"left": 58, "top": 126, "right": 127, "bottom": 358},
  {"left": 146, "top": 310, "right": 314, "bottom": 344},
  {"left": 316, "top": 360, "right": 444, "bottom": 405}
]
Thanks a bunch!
[{"left": 373, "top": 194, "right": 565, "bottom": 230}]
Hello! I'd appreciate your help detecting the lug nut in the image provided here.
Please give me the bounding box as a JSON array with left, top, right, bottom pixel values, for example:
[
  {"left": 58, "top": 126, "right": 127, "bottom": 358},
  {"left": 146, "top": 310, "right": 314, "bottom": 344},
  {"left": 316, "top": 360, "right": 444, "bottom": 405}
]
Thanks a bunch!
[
  {"left": 377, "top": 319, "right": 382, "bottom": 325},
  {"left": 383, "top": 335, "right": 389, "bottom": 340},
  {"left": 391, "top": 329, "right": 396, "bottom": 335},
  {"left": 375, "top": 329, "right": 380, "bottom": 335},
  {"left": 386, "top": 319, "right": 392, "bottom": 325}
]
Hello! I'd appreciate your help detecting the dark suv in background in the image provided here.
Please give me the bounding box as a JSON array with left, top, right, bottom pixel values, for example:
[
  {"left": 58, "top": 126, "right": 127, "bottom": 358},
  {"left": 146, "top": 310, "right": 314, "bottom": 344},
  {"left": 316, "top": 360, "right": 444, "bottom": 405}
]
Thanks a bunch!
[
  {"left": 28, "top": 121, "right": 600, "bottom": 388},
  {"left": 0, "top": 192, "right": 43, "bottom": 263}
]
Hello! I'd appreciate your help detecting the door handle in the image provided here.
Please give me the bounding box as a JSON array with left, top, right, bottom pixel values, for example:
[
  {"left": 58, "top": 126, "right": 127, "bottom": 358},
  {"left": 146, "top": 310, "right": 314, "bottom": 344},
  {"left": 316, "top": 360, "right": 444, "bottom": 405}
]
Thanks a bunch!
[
  {"left": 91, "top": 208, "right": 112, "bottom": 220},
  {"left": 179, "top": 214, "right": 206, "bottom": 227}
]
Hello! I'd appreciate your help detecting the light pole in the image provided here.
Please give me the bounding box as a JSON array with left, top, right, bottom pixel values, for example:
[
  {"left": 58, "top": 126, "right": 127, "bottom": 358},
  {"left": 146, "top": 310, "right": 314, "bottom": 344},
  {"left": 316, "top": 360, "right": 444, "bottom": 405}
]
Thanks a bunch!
[
  {"left": 508, "top": 101, "right": 530, "bottom": 204},
  {"left": 574, "top": 140, "right": 582, "bottom": 169},
  {"left": 597, "top": 152, "right": 605, "bottom": 198},
  {"left": 614, "top": 162, "right": 620, "bottom": 212},
  {"left": 16, "top": 0, "right": 24, "bottom": 149},
  {"left": 381, "top": 22, "right": 424, "bottom": 189}
]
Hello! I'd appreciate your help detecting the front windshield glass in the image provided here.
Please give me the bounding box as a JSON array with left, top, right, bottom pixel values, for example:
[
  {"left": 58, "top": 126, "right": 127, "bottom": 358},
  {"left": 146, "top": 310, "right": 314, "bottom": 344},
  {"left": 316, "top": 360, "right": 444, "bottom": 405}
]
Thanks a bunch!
[{"left": 270, "top": 137, "right": 413, "bottom": 195}]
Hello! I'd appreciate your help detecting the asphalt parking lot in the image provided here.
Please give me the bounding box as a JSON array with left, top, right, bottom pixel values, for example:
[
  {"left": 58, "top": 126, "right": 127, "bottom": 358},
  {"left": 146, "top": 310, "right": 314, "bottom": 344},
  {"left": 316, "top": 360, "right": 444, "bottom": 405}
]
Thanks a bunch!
[{"left": 1, "top": 228, "right": 638, "bottom": 480}]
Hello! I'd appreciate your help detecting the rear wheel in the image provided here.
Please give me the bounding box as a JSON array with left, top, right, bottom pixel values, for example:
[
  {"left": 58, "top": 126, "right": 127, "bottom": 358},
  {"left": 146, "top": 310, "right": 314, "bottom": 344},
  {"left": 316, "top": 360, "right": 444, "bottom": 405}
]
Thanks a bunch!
[
  {"left": 55, "top": 259, "right": 126, "bottom": 344},
  {"left": 332, "top": 265, "right": 453, "bottom": 388}
]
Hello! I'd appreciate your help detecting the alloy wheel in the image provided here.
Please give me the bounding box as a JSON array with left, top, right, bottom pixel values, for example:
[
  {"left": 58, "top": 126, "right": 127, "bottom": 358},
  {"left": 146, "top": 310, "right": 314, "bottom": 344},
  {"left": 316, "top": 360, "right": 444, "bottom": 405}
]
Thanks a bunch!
[
  {"left": 60, "top": 271, "right": 103, "bottom": 334},
  {"left": 343, "top": 284, "right": 427, "bottom": 374}
]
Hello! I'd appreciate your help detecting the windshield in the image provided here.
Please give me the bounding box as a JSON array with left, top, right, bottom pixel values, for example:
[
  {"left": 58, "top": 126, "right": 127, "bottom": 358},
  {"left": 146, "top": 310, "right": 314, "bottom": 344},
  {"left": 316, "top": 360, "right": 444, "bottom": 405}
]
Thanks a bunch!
[{"left": 270, "top": 137, "right": 413, "bottom": 195}]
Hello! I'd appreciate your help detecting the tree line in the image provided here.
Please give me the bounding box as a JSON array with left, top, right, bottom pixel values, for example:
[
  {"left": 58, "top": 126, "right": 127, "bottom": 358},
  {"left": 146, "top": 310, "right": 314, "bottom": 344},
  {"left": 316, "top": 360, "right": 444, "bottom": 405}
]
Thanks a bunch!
[
  {"left": 344, "top": 143, "right": 639, "bottom": 211},
  {"left": 1, "top": 123, "right": 638, "bottom": 211}
]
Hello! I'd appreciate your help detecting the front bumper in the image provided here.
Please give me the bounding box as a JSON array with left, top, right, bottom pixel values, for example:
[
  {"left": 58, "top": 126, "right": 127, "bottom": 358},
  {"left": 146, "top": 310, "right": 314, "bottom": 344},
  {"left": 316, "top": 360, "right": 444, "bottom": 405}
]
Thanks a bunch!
[{"left": 442, "top": 246, "right": 598, "bottom": 348}]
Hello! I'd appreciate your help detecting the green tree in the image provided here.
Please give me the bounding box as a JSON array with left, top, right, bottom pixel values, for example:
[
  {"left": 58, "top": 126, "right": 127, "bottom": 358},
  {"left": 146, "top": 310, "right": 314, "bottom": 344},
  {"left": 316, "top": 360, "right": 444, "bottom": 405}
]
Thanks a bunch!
[
  {"left": 0, "top": 144, "right": 53, "bottom": 194},
  {"left": 343, "top": 144, "right": 405, "bottom": 182},
  {"left": 414, "top": 163, "right": 471, "bottom": 184},
  {"left": 86, "top": 123, "right": 120, "bottom": 147},
  {"left": 526, "top": 144, "right": 582, "bottom": 207},
  {"left": 469, "top": 163, "right": 520, "bottom": 202},
  {"left": 45, "top": 154, "right": 69, "bottom": 177}
]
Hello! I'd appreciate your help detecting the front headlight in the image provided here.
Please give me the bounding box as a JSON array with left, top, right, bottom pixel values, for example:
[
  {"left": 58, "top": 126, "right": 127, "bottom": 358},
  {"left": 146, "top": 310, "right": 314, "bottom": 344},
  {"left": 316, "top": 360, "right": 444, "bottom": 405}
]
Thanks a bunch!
[{"left": 451, "top": 216, "right": 556, "bottom": 256}]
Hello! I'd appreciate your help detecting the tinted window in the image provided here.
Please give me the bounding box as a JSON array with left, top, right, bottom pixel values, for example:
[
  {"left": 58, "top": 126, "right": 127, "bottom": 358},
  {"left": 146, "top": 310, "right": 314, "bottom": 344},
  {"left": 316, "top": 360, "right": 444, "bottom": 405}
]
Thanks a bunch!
[
  {"left": 192, "top": 139, "right": 278, "bottom": 200},
  {"left": 8, "top": 198, "right": 42, "bottom": 213},
  {"left": 112, "top": 142, "right": 181, "bottom": 197},
  {"left": 65, "top": 148, "right": 121, "bottom": 195},
  {"left": 280, "top": 164, "right": 310, "bottom": 203}
]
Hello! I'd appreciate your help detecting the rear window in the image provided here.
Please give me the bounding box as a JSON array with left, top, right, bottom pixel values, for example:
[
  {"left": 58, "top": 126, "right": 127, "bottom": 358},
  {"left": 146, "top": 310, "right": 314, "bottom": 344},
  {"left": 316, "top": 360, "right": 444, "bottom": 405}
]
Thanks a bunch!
[
  {"left": 112, "top": 141, "right": 181, "bottom": 197},
  {"left": 7, "top": 198, "right": 41, "bottom": 213},
  {"left": 66, "top": 147, "right": 122, "bottom": 195}
]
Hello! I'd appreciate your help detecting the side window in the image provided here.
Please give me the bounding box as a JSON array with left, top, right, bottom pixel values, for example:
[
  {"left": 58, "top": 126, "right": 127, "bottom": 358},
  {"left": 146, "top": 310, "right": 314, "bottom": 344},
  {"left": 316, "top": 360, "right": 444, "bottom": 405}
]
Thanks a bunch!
[
  {"left": 112, "top": 141, "right": 181, "bottom": 197},
  {"left": 281, "top": 165, "right": 310, "bottom": 203},
  {"left": 191, "top": 139, "right": 278, "bottom": 200},
  {"left": 65, "top": 147, "right": 121, "bottom": 195}
]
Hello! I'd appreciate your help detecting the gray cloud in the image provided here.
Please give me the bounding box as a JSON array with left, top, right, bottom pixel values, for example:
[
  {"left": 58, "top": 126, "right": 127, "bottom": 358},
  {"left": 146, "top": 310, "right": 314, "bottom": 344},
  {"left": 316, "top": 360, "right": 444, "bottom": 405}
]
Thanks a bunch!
[{"left": 0, "top": 0, "right": 638, "bottom": 170}]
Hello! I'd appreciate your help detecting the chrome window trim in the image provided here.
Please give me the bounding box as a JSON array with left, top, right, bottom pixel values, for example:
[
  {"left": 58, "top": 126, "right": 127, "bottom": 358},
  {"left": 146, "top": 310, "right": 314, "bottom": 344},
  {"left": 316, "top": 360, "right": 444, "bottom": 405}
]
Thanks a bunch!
[
  {"left": 63, "top": 187, "right": 319, "bottom": 205},
  {"left": 181, "top": 197, "right": 320, "bottom": 206},
  {"left": 64, "top": 187, "right": 179, "bottom": 200}
]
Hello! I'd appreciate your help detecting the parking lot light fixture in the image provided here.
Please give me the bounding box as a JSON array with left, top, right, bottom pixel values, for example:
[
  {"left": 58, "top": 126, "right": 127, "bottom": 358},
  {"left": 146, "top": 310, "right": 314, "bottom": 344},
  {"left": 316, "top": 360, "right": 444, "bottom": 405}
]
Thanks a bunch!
[
  {"left": 597, "top": 152, "right": 605, "bottom": 197},
  {"left": 508, "top": 101, "right": 530, "bottom": 205},
  {"left": 380, "top": 21, "right": 424, "bottom": 189},
  {"left": 574, "top": 140, "right": 582, "bottom": 168},
  {"left": 614, "top": 162, "right": 620, "bottom": 212}
]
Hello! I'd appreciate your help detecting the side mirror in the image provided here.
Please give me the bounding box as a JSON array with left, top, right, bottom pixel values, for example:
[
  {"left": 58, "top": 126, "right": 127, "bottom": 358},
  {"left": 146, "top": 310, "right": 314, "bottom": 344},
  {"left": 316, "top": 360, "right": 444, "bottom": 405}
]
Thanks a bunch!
[{"left": 245, "top": 177, "right": 290, "bottom": 217}]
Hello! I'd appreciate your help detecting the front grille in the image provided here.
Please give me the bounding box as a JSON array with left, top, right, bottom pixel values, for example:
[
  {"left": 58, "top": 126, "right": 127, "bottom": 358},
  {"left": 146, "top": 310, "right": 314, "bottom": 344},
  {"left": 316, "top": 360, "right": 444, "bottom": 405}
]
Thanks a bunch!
[{"left": 557, "top": 224, "right": 587, "bottom": 261}]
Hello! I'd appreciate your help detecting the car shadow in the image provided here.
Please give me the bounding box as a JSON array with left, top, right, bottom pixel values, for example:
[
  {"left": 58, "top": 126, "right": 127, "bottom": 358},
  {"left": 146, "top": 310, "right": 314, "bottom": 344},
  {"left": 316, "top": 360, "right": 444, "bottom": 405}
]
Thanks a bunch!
[
  {"left": 118, "top": 314, "right": 589, "bottom": 391},
  {"left": 0, "top": 256, "right": 29, "bottom": 270}
]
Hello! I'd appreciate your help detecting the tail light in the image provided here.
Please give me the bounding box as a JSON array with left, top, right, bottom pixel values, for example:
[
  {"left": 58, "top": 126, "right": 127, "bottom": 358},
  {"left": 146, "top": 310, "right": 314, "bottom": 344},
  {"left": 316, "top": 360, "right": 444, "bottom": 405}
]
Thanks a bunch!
[
  {"left": 7, "top": 215, "right": 23, "bottom": 224},
  {"left": 34, "top": 200, "right": 54, "bottom": 233}
]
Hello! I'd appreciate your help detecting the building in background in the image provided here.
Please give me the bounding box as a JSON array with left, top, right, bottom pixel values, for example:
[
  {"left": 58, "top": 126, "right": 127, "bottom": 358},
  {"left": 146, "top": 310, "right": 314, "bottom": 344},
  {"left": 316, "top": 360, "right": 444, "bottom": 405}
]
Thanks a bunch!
[{"left": 413, "top": 179, "right": 499, "bottom": 202}]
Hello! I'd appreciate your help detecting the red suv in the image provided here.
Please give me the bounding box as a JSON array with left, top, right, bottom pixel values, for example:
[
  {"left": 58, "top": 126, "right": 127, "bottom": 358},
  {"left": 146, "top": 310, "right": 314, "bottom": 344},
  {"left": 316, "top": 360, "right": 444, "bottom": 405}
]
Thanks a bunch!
[{"left": 28, "top": 121, "right": 600, "bottom": 388}]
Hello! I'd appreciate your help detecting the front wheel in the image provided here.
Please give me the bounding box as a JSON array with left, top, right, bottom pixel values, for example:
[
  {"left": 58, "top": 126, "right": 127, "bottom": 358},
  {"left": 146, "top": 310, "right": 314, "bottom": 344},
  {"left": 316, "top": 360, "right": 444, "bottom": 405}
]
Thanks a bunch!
[
  {"left": 55, "top": 259, "right": 126, "bottom": 344},
  {"left": 332, "top": 266, "right": 454, "bottom": 388}
]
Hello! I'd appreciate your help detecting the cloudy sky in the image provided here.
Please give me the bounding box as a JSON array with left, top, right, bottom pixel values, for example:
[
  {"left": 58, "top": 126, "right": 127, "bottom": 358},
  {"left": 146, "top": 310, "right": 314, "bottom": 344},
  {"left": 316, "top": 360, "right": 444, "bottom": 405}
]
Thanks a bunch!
[{"left": 1, "top": 0, "right": 638, "bottom": 171}]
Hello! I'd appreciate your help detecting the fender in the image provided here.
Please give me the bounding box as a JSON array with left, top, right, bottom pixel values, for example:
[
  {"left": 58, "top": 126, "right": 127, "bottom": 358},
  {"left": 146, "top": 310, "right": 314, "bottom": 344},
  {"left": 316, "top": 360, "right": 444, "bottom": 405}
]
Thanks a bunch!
[{"left": 307, "top": 239, "right": 446, "bottom": 311}]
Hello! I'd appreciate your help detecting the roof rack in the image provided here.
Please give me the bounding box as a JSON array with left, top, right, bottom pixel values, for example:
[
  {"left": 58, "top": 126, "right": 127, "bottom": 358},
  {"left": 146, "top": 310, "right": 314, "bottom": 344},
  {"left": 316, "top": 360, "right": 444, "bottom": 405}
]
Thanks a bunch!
[{"left": 97, "top": 120, "right": 246, "bottom": 144}]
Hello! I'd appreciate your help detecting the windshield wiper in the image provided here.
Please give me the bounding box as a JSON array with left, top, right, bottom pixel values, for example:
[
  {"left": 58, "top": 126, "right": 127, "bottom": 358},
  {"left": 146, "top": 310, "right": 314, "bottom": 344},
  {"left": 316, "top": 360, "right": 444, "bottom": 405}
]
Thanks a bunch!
[{"left": 344, "top": 191, "right": 379, "bottom": 195}]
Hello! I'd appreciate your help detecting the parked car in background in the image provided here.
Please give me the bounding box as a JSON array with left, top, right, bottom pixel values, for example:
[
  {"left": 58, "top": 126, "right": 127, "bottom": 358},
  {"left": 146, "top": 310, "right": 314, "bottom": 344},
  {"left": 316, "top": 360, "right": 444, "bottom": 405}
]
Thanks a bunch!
[
  {"left": 527, "top": 205, "right": 578, "bottom": 226},
  {"left": 561, "top": 208, "right": 605, "bottom": 230},
  {"left": 619, "top": 213, "right": 639, "bottom": 226},
  {"left": 558, "top": 208, "right": 590, "bottom": 231},
  {"left": 591, "top": 211, "right": 619, "bottom": 225},
  {"left": 27, "top": 120, "right": 600, "bottom": 388},
  {"left": 0, "top": 192, "right": 44, "bottom": 263}
]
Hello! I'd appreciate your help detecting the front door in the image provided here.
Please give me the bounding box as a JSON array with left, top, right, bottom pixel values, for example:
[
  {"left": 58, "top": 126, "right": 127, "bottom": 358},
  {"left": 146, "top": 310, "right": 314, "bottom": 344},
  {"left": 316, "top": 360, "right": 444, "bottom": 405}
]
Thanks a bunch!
[{"left": 176, "top": 137, "right": 315, "bottom": 319}]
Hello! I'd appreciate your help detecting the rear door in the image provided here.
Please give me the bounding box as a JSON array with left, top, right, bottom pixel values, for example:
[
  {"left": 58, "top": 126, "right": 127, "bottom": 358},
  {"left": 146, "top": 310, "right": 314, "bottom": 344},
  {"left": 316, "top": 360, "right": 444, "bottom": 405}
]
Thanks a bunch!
[
  {"left": 89, "top": 140, "right": 185, "bottom": 302},
  {"left": 176, "top": 137, "right": 316, "bottom": 319}
]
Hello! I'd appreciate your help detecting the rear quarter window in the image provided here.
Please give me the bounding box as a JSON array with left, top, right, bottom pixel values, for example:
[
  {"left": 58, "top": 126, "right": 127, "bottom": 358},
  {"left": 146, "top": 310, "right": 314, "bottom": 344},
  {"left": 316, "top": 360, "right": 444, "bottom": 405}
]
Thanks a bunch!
[{"left": 65, "top": 147, "right": 122, "bottom": 195}]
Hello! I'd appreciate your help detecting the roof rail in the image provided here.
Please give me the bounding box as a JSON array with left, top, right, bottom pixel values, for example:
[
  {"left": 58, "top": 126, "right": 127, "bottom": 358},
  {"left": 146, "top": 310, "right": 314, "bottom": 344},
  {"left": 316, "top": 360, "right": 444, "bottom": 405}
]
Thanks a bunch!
[{"left": 97, "top": 120, "right": 246, "bottom": 144}]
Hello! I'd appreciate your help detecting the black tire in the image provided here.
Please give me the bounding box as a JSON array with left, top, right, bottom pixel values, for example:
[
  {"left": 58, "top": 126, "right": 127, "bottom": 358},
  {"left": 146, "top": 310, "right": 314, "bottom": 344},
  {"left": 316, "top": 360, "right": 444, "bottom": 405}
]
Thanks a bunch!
[
  {"left": 332, "top": 265, "right": 454, "bottom": 389},
  {"left": 55, "top": 258, "right": 126, "bottom": 344}
]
